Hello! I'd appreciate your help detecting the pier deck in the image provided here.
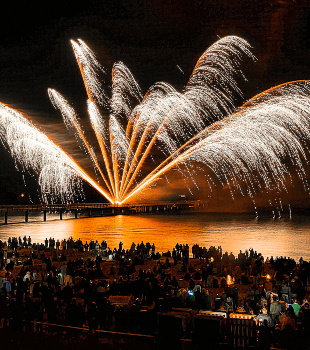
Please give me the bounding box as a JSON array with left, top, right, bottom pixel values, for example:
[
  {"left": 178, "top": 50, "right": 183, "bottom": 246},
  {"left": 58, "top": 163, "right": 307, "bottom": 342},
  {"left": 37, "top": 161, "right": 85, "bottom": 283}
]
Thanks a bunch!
[{"left": 0, "top": 202, "right": 191, "bottom": 224}]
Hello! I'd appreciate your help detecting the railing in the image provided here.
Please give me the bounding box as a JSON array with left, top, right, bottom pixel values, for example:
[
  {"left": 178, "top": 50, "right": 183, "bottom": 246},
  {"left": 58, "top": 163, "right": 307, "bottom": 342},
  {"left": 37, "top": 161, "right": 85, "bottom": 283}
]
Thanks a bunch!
[
  {"left": 0, "top": 203, "right": 113, "bottom": 212},
  {"left": 0, "top": 201, "right": 192, "bottom": 224},
  {"left": 0, "top": 201, "right": 192, "bottom": 212}
]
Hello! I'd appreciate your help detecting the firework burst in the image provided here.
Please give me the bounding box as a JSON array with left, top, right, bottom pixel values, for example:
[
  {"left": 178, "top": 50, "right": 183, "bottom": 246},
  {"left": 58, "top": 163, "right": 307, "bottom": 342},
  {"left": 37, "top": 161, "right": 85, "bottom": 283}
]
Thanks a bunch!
[{"left": 1, "top": 36, "right": 310, "bottom": 206}]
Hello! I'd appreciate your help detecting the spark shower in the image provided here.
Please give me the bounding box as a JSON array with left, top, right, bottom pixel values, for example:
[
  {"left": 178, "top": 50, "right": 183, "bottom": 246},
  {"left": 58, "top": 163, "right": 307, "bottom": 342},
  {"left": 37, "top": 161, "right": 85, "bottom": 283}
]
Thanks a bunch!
[{"left": 1, "top": 36, "right": 310, "bottom": 206}]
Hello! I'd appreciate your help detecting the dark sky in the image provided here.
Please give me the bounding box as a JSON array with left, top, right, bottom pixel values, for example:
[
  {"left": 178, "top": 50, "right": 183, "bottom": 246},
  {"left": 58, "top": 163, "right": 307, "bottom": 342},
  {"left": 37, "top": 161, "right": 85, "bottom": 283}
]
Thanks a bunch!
[{"left": 0, "top": 0, "right": 310, "bottom": 206}]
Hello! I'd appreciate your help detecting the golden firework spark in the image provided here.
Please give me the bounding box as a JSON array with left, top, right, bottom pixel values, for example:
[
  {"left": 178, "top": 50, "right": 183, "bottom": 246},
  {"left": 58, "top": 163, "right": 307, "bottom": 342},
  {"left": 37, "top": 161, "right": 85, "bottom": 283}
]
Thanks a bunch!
[{"left": 2, "top": 36, "right": 310, "bottom": 205}]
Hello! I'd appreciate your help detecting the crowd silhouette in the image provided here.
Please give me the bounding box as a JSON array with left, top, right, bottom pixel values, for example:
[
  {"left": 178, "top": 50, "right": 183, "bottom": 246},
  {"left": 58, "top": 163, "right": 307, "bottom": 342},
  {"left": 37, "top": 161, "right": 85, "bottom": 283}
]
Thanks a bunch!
[{"left": 0, "top": 236, "right": 310, "bottom": 349}]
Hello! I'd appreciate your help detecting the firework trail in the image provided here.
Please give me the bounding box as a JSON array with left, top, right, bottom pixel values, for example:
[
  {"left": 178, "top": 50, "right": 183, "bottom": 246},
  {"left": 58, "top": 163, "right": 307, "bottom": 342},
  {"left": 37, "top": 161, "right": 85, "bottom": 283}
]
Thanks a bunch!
[
  {"left": 0, "top": 103, "right": 114, "bottom": 204},
  {"left": 71, "top": 39, "right": 107, "bottom": 106},
  {"left": 124, "top": 81, "right": 310, "bottom": 203}
]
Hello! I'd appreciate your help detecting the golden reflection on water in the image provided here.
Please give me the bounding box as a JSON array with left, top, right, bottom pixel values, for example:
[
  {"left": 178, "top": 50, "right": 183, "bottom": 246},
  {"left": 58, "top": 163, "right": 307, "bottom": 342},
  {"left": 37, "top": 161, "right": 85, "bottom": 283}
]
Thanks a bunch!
[{"left": 1, "top": 213, "right": 310, "bottom": 260}]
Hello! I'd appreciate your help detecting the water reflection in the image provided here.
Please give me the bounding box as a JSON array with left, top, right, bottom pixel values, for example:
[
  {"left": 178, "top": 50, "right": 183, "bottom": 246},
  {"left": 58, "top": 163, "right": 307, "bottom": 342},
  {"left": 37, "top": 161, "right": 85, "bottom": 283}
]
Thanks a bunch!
[{"left": 0, "top": 212, "right": 310, "bottom": 260}]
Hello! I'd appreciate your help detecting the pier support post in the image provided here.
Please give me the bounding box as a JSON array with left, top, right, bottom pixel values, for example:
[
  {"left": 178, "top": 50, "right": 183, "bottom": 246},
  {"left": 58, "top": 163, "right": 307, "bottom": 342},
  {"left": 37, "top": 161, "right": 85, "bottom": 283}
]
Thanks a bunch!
[
  {"left": 4, "top": 212, "right": 8, "bottom": 224},
  {"left": 75, "top": 209, "right": 78, "bottom": 219},
  {"left": 25, "top": 210, "right": 28, "bottom": 223},
  {"left": 89, "top": 209, "right": 91, "bottom": 217},
  {"left": 43, "top": 211, "right": 47, "bottom": 222},
  {"left": 60, "top": 210, "right": 63, "bottom": 220}
]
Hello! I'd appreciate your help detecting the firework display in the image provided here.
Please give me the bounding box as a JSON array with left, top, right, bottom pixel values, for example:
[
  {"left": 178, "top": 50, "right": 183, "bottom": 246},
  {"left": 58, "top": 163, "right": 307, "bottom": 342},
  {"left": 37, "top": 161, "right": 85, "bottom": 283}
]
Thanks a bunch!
[{"left": 1, "top": 36, "right": 310, "bottom": 205}]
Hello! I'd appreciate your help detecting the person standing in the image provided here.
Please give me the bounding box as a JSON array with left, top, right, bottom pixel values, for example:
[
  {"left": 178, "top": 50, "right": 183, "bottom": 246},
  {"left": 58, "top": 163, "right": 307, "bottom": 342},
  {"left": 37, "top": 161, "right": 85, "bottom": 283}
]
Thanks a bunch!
[
  {"left": 119, "top": 242, "right": 123, "bottom": 253},
  {"left": 60, "top": 262, "right": 67, "bottom": 278},
  {"left": 257, "top": 319, "right": 271, "bottom": 350},
  {"left": 231, "top": 285, "right": 239, "bottom": 312},
  {"left": 61, "top": 239, "right": 67, "bottom": 251},
  {"left": 270, "top": 296, "right": 281, "bottom": 323},
  {"left": 84, "top": 241, "right": 89, "bottom": 254},
  {"left": 172, "top": 249, "right": 177, "bottom": 265},
  {"left": 292, "top": 299, "right": 301, "bottom": 316},
  {"left": 87, "top": 302, "right": 99, "bottom": 335},
  {"left": 281, "top": 309, "right": 296, "bottom": 331}
]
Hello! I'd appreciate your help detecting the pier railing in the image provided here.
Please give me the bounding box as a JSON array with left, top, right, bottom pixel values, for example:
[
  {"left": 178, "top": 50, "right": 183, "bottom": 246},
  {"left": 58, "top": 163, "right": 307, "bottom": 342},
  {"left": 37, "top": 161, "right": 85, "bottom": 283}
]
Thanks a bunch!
[
  {"left": 0, "top": 201, "right": 192, "bottom": 224},
  {"left": 0, "top": 203, "right": 113, "bottom": 212}
]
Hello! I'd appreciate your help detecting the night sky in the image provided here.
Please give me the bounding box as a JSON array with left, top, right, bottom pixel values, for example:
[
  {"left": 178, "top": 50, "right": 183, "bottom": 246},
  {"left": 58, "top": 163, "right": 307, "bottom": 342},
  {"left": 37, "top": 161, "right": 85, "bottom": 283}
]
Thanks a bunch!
[{"left": 0, "top": 0, "right": 310, "bottom": 208}]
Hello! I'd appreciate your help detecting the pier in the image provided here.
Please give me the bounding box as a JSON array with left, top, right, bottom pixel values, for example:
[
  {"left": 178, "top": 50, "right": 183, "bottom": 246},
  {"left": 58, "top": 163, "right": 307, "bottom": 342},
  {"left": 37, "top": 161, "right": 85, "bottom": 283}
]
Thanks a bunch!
[{"left": 0, "top": 202, "right": 191, "bottom": 224}]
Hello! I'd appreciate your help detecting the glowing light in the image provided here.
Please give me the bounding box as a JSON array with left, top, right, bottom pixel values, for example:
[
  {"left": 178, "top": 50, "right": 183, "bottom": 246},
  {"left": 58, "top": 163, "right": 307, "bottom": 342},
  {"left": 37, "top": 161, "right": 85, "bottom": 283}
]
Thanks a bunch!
[
  {"left": 227, "top": 274, "right": 234, "bottom": 285},
  {"left": 2, "top": 36, "right": 310, "bottom": 206}
]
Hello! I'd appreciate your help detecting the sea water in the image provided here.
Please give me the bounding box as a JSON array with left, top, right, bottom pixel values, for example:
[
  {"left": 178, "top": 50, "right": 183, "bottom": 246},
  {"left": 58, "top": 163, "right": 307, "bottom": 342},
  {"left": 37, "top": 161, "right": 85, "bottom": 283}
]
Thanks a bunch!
[{"left": 0, "top": 211, "right": 309, "bottom": 261}]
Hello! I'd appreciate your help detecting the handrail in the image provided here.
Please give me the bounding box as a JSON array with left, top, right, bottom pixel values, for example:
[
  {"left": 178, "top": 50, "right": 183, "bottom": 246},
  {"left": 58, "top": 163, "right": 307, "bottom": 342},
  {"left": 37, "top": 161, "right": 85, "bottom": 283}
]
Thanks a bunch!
[
  {"left": 0, "top": 201, "right": 192, "bottom": 212},
  {"left": 33, "top": 321, "right": 155, "bottom": 338}
]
